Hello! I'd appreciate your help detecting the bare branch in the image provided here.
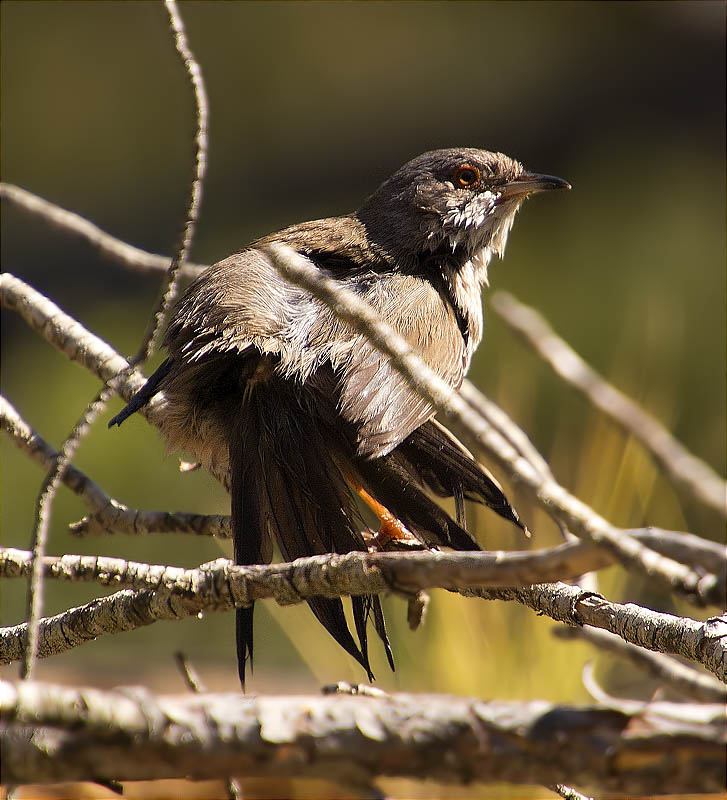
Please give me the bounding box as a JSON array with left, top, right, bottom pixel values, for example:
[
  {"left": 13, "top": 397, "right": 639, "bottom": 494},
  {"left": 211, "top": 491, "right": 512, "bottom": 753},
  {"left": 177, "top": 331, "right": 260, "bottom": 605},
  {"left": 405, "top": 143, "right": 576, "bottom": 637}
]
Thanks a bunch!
[
  {"left": 1, "top": 273, "right": 143, "bottom": 395},
  {"left": 2, "top": 532, "right": 721, "bottom": 605},
  {"left": 457, "top": 381, "right": 575, "bottom": 544},
  {"left": 0, "top": 545, "right": 626, "bottom": 600},
  {"left": 0, "top": 183, "right": 205, "bottom": 278},
  {"left": 173, "top": 651, "right": 208, "bottom": 694},
  {"left": 0, "top": 586, "right": 197, "bottom": 666},
  {"left": 173, "top": 651, "right": 242, "bottom": 800},
  {"left": 621, "top": 527, "right": 726, "bottom": 575},
  {"left": 71, "top": 509, "right": 232, "bottom": 538},
  {"left": 554, "top": 626, "right": 727, "bottom": 703},
  {"left": 579, "top": 662, "right": 724, "bottom": 728},
  {"left": 1, "top": 680, "right": 724, "bottom": 793},
  {"left": 491, "top": 290, "right": 727, "bottom": 518},
  {"left": 0, "top": 542, "right": 708, "bottom": 606},
  {"left": 2, "top": 548, "right": 724, "bottom": 678},
  {"left": 1, "top": 272, "right": 233, "bottom": 488},
  {"left": 459, "top": 379, "right": 555, "bottom": 484},
  {"left": 467, "top": 583, "right": 727, "bottom": 681}
]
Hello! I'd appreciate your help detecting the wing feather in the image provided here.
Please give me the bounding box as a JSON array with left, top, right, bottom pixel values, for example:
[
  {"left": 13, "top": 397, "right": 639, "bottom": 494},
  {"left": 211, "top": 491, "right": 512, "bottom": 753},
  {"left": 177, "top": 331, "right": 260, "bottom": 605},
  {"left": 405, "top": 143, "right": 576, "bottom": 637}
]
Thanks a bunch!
[{"left": 317, "top": 273, "right": 469, "bottom": 458}]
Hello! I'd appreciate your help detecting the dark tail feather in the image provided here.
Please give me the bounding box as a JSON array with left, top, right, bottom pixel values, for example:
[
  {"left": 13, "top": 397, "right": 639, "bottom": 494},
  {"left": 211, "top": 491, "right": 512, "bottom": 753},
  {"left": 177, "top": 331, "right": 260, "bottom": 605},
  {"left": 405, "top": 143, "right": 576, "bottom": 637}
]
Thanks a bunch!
[
  {"left": 236, "top": 606, "right": 254, "bottom": 689},
  {"left": 351, "top": 596, "right": 373, "bottom": 681},
  {"left": 108, "top": 357, "right": 173, "bottom": 428},
  {"left": 244, "top": 383, "right": 392, "bottom": 679},
  {"left": 229, "top": 407, "right": 273, "bottom": 690},
  {"left": 355, "top": 454, "right": 480, "bottom": 551},
  {"left": 351, "top": 595, "right": 396, "bottom": 678},
  {"left": 372, "top": 596, "right": 394, "bottom": 671},
  {"left": 397, "top": 419, "right": 527, "bottom": 534},
  {"left": 261, "top": 464, "right": 374, "bottom": 678},
  {"left": 306, "top": 594, "right": 375, "bottom": 680}
]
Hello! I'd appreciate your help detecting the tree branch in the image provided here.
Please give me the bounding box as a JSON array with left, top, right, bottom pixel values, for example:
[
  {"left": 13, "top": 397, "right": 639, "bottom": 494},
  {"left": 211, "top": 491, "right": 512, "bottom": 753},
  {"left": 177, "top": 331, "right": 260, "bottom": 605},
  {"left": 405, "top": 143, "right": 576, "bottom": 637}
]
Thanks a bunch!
[
  {"left": 490, "top": 290, "right": 727, "bottom": 518},
  {"left": 553, "top": 625, "right": 726, "bottom": 703},
  {"left": 1, "top": 396, "right": 111, "bottom": 520},
  {"left": 1, "top": 680, "right": 723, "bottom": 793},
  {"left": 1, "top": 271, "right": 232, "bottom": 487},
  {"left": 1, "top": 273, "right": 144, "bottom": 396},
  {"left": 2, "top": 548, "right": 724, "bottom": 679},
  {"left": 466, "top": 582, "right": 726, "bottom": 681},
  {"left": 0, "top": 182, "right": 205, "bottom": 278},
  {"left": 1, "top": 393, "right": 231, "bottom": 538}
]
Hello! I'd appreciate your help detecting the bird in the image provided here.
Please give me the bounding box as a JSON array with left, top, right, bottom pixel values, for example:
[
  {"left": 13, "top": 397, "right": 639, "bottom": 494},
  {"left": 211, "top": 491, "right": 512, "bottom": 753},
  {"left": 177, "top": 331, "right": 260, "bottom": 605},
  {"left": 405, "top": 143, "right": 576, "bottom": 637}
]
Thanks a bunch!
[{"left": 109, "top": 147, "right": 570, "bottom": 686}]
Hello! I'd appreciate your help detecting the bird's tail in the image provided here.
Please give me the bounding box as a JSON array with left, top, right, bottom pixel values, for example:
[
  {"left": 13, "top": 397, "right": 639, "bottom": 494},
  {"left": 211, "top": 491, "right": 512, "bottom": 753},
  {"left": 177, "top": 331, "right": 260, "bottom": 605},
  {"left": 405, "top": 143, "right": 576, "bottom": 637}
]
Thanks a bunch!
[{"left": 230, "top": 381, "right": 393, "bottom": 687}]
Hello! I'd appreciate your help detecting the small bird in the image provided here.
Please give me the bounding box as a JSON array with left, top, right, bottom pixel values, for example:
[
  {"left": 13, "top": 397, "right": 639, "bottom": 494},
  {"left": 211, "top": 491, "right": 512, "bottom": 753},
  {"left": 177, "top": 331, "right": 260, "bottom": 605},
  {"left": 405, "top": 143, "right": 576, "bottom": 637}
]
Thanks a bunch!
[{"left": 110, "top": 148, "right": 569, "bottom": 685}]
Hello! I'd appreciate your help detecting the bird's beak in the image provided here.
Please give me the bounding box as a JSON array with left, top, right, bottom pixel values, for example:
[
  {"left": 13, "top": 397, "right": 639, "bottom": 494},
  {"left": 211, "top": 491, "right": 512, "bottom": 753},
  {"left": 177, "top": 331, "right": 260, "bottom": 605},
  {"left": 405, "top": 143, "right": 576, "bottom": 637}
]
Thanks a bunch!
[{"left": 500, "top": 172, "right": 571, "bottom": 199}]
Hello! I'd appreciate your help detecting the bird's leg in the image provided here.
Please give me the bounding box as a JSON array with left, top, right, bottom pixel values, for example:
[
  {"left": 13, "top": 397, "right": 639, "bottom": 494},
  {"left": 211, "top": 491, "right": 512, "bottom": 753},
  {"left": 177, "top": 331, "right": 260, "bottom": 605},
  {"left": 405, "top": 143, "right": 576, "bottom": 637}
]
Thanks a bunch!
[{"left": 353, "top": 484, "right": 420, "bottom": 550}]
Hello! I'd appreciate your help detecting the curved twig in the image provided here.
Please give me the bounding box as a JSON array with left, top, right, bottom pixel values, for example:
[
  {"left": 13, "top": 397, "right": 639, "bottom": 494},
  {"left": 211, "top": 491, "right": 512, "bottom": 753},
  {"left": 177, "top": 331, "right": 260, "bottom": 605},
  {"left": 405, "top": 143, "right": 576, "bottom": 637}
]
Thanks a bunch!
[{"left": 490, "top": 290, "right": 727, "bottom": 518}]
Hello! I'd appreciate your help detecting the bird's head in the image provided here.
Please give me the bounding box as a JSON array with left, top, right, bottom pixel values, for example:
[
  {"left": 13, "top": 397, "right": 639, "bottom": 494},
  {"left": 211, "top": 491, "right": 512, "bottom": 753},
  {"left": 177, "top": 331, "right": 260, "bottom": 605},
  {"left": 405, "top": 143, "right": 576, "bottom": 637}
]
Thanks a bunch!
[{"left": 358, "top": 148, "right": 570, "bottom": 275}]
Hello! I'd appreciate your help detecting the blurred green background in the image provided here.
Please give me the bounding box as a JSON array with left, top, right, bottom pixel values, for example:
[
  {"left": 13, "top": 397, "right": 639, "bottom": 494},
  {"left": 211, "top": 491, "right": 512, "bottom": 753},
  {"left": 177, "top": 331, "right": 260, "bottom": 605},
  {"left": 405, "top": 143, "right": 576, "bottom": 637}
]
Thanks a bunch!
[{"left": 1, "top": 1, "right": 725, "bottom": 796}]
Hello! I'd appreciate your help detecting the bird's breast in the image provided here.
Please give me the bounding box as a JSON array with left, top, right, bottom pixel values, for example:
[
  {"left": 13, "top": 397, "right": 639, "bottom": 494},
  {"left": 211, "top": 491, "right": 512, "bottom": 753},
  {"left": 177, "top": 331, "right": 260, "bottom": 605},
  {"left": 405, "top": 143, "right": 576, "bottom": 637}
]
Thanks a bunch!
[{"left": 441, "top": 259, "right": 485, "bottom": 360}]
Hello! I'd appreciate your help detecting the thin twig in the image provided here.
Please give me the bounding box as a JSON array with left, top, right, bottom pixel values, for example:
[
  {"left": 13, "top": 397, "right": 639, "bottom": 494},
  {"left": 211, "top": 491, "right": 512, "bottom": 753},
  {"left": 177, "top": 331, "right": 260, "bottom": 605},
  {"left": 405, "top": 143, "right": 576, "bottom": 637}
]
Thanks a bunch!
[
  {"left": 554, "top": 625, "right": 726, "bottom": 703},
  {"left": 134, "top": 0, "right": 208, "bottom": 363},
  {"left": 173, "top": 652, "right": 242, "bottom": 799},
  {"left": 1, "top": 273, "right": 140, "bottom": 388},
  {"left": 70, "top": 509, "right": 232, "bottom": 538},
  {"left": 1, "top": 396, "right": 114, "bottom": 520},
  {"left": 173, "top": 651, "right": 208, "bottom": 695},
  {"left": 457, "top": 380, "right": 574, "bottom": 542},
  {"left": 578, "top": 662, "right": 725, "bottom": 729},
  {"left": 466, "top": 583, "right": 727, "bottom": 681},
  {"left": 490, "top": 290, "right": 727, "bottom": 518},
  {"left": 1, "top": 272, "right": 233, "bottom": 488},
  {"left": 459, "top": 379, "right": 555, "bottom": 484},
  {"left": 0, "top": 182, "right": 205, "bottom": 278}
]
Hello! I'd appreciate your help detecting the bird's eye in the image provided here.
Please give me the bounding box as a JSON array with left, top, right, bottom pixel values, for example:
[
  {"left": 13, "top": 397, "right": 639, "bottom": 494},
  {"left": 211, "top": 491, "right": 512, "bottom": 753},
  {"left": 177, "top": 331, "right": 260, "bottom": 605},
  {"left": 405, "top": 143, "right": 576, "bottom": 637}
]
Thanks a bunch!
[{"left": 452, "top": 165, "right": 481, "bottom": 188}]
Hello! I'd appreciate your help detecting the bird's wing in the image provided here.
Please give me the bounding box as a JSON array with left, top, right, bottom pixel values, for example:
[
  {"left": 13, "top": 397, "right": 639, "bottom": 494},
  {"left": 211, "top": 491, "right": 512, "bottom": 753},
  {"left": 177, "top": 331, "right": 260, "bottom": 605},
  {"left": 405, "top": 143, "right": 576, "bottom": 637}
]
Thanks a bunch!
[
  {"left": 116, "top": 240, "right": 469, "bottom": 465},
  {"left": 309, "top": 271, "right": 468, "bottom": 458},
  {"left": 163, "top": 248, "right": 308, "bottom": 364}
]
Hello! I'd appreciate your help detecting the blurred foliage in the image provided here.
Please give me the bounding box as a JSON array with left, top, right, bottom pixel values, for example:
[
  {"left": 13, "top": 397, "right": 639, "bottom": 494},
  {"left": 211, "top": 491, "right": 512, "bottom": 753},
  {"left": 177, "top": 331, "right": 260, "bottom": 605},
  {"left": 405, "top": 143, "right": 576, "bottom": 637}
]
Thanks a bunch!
[{"left": 1, "top": 2, "right": 725, "bottom": 797}]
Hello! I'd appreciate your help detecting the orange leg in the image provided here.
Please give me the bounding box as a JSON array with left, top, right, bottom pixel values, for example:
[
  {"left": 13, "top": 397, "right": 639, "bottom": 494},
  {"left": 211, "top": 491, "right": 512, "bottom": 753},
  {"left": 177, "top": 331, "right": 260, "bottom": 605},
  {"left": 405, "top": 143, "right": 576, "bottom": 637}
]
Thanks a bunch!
[{"left": 354, "top": 485, "right": 418, "bottom": 550}]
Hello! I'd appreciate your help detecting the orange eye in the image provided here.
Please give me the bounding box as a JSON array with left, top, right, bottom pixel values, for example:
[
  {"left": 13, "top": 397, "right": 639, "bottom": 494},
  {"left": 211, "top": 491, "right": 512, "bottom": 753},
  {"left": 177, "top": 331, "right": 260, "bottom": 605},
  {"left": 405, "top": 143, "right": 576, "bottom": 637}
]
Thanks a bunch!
[{"left": 452, "top": 164, "right": 480, "bottom": 188}]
